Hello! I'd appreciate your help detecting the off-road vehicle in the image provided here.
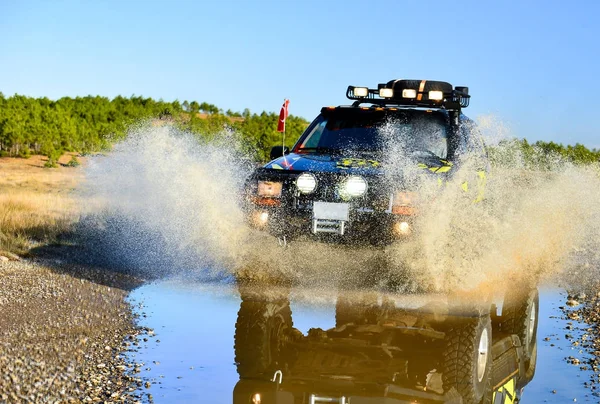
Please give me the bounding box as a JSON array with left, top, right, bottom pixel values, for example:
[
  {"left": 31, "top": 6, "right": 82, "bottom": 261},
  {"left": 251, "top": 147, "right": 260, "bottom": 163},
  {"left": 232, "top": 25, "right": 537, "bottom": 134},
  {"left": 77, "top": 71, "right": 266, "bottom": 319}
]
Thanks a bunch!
[
  {"left": 233, "top": 287, "right": 538, "bottom": 404},
  {"left": 244, "top": 79, "right": 488, "bottom": 245}
]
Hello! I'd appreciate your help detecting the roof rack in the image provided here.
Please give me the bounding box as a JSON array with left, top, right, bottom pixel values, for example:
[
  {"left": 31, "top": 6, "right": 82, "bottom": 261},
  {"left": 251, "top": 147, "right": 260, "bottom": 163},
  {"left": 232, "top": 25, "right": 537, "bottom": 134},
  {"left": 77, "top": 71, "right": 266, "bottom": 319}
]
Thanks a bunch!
[{"left": 346, "top": 79, "right": 470, "bottom": 111}]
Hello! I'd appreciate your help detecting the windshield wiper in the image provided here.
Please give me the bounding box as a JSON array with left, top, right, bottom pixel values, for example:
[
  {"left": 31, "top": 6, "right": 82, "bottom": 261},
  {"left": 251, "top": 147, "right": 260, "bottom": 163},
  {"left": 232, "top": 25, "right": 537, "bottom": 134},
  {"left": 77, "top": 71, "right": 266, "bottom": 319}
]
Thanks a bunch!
[{"left": 296, "top": 146, "right": 340, "bottom": 154}]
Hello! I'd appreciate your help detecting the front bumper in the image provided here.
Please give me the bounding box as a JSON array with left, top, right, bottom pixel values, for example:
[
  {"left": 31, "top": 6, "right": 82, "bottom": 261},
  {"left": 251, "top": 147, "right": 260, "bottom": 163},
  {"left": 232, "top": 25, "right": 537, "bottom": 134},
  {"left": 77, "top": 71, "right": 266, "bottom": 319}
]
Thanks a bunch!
[{"left": 246, "top": 202, "right": 414, "bottom": 245}]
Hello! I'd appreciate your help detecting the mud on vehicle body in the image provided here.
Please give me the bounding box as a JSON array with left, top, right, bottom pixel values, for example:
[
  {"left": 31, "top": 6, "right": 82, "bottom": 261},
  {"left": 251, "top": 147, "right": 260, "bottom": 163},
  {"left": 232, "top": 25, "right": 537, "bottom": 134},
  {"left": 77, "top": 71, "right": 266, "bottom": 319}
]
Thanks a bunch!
[
  {"left": 243, "top": 79, "right": 489, "bottom": 246},
  {"left": 233, "top": 287, "right": 539, "bottom": 404}
]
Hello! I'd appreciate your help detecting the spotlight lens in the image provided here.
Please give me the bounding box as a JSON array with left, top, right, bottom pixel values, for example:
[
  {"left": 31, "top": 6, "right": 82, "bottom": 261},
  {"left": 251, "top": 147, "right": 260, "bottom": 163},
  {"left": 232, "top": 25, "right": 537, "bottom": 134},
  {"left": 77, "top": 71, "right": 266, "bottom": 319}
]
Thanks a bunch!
[
  {"left": 296, "top": 173, "right": 317, "bottom": 194},
  {"left": 353, "top": 87, "right": 368, "bottom": 97},
  {"left": 340, "top": 175, "right": 368, "bottom": 199},
  {"left": 379, "top": 88, "right": 394, "bottom": 98},
  {"left": 429, "top": 90, "right": 443, "bottom": 101},
  {"left": 402, "top": 89, "right": 417, "bottom": 98}
]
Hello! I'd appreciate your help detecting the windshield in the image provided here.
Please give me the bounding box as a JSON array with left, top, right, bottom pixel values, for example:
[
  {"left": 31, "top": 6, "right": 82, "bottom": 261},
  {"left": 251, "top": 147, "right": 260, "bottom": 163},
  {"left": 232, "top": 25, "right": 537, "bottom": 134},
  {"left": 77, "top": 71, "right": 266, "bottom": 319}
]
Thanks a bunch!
[{"left": 295, "top": 111, "right": 449, "bottom": 159}]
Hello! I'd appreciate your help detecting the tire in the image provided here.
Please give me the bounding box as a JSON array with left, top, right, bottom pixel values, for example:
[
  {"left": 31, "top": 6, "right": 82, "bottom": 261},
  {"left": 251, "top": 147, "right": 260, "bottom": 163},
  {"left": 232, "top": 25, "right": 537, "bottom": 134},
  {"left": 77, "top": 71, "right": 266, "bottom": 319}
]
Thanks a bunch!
[
  {"left": 234, "top": 299, "right": 293, "bottom": 378},
  {"left": 500, "top": 288, "right": 539, "bottom": 363},
  {"left": 442, "top": 315, "right": 493, "bottom": 404}
]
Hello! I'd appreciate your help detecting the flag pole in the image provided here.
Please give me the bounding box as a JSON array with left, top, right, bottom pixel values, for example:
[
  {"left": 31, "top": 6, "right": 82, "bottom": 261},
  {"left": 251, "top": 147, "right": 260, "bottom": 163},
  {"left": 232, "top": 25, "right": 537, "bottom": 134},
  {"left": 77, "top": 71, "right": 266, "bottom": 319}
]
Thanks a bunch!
[{"left": 282, "top": 98, "right": 287, "bottom": 164}]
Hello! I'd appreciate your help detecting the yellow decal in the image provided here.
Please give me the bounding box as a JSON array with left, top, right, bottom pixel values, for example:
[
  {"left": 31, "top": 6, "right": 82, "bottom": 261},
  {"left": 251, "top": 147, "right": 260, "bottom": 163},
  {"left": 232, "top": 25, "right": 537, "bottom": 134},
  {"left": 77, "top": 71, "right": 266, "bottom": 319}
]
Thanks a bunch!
[
  {"left": 270, "top": 164, "right": 284, "bottom": 170},
  {"left": 474, "top": 170, "right": 487, "bottom": 203},
  {"left": 337, "top": 158, "right": 380, "bottom": 169},
  {"left": 492, "top": 375, "right": 517, "bottom": 404},
  {"left": 417, "top": 161, "right": 453, "bottom": 174}
]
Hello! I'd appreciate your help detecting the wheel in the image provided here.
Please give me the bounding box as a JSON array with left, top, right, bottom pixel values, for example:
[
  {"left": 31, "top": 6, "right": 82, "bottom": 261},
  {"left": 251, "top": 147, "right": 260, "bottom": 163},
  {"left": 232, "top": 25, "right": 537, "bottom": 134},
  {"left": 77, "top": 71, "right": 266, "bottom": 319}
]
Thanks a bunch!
[
  {"left": 442, "top": 315, "right": 492, "bottom": 404},
  {"left": 500, "top": 288, "right": 539, "bottom": 363},
  {"left": 234, "top": 298, "right": 293, "bottom": 378}
]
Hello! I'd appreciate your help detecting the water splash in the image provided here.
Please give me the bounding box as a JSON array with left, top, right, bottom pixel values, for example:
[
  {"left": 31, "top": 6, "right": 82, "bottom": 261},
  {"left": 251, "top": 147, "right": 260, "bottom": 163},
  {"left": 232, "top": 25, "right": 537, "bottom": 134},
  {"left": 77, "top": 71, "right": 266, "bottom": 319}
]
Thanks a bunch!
[
  {"left": 78, "top": 120, "right": 600, "bottom": 294},
  {"left": 79, "top": 123, "right": 253, "bottom": 277}
]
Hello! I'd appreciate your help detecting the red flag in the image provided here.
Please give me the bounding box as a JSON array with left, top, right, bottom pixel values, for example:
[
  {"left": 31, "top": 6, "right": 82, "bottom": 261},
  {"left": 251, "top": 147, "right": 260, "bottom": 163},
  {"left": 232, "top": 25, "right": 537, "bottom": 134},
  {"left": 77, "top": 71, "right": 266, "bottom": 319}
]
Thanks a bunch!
[{"left": 277, "top": 99, "right": 289, "bottom": 132}]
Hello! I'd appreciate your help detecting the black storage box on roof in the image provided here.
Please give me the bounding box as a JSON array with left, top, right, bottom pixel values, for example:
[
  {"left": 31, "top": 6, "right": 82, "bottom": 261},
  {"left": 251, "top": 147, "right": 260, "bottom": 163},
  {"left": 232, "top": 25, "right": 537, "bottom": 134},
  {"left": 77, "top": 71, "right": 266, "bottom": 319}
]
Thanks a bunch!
[{"left": 386, "top": 79, "right": 453, "bottom": 94}]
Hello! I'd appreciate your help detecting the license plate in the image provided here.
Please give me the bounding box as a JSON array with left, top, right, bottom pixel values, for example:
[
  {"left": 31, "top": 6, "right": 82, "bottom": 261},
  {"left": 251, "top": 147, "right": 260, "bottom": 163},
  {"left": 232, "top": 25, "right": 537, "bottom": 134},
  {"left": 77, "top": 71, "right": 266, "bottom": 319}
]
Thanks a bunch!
[{"left": 313, "top": 202, "right": 349, "bottom": 221}]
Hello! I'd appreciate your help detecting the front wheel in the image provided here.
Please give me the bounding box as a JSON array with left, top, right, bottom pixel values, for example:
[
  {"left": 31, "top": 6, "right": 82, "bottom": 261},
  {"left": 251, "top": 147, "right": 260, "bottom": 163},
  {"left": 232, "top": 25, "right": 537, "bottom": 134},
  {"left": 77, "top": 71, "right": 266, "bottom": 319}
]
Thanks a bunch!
[{"left": 234, "top": 298, "right": 293, "bottom": 378}]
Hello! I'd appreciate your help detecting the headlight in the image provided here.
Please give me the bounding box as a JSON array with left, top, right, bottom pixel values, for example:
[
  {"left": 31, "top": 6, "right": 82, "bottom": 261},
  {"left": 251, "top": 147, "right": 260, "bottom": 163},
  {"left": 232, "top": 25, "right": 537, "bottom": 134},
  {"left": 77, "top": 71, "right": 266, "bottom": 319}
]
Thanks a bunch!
[
  {"left": 257, "top": 181, "right": 282, "bottom": 197},
  {"left": 339, "top": 175, "right": 368, "bottom": 199},
  {"left": 296, "top": 173, "right": 317, "bottom": 194}
]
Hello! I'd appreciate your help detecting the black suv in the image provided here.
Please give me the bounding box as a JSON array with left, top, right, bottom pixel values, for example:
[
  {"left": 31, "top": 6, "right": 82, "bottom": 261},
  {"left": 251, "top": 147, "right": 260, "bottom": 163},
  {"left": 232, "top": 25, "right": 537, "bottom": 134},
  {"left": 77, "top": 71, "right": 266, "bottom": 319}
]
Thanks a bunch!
[{"left": 244, "top": 79, "right": 488, "bottom": 245}]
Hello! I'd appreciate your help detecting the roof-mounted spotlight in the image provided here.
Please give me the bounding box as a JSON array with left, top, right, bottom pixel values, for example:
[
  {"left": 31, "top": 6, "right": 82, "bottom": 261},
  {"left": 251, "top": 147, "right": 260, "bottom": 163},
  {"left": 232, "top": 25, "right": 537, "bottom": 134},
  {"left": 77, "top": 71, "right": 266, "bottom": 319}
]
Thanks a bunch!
[
  {"left": 379, "top": 88, "right": 394, "bottom": 98},
  {"left": 353, "top": 87, "right": 369, "bottom": 97},
  {"left": 429, "top": 90, "right": 444, "bottom": 101},
  {"left": 402, "top": 89, "right": 417, "bottom": 98}
]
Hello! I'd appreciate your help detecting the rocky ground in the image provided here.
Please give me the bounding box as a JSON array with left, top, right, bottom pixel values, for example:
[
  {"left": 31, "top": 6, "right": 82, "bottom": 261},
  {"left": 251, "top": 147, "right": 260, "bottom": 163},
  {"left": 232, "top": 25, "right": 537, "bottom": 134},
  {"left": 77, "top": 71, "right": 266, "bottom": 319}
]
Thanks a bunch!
[
  {"left": 560, "top": 287, "right": 600, "bottom": 399},
  {"left": 0, "top": 256, "right": 150, "bottom": 403}
]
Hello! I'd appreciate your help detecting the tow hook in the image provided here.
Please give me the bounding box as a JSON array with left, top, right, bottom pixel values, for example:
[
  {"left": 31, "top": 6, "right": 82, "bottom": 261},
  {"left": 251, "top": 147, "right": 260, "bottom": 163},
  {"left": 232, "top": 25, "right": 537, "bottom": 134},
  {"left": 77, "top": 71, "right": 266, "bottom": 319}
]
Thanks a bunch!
[{"left": 271, "top": 370, "right": 283, "bottom": 384}]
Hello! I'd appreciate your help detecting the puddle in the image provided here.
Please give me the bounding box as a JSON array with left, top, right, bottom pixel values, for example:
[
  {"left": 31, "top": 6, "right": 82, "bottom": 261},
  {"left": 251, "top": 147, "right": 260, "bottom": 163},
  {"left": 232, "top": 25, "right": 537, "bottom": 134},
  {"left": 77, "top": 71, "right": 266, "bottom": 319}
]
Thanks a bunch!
[{"left": 126, "top": 281, "right": 595, "bottom": 403}]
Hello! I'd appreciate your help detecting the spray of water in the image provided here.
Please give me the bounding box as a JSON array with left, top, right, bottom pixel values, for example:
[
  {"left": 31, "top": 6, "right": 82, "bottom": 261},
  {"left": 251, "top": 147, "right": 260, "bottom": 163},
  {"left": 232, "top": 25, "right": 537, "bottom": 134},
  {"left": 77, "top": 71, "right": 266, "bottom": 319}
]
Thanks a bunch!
[
  {"left": 78, "top": 120, "right": 600, "bottom": 293},
  {"left": 79, "top": 123, "right": 253, "bottom": 277},
  {"left": 380, "top": 117, "right": 600, "bottom": 292}
]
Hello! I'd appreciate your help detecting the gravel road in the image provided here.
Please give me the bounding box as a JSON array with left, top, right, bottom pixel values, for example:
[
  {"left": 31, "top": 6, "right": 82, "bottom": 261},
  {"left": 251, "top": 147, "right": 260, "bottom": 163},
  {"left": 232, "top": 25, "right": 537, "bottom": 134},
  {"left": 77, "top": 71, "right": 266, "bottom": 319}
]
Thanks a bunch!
[{"left": 0, "top": 258, "right": 143, "bottom": 403}]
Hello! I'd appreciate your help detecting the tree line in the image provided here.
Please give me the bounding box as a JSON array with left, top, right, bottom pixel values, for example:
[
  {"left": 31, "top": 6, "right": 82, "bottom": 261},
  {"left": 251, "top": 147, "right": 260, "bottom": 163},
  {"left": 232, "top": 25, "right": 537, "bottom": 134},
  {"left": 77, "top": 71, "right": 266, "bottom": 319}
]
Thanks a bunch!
[
  {"left": 0, "top": 93, "right": 308, "bottom": 164},
  {"left": 0, "top": 92, "right": 598, "bottom": 165}
]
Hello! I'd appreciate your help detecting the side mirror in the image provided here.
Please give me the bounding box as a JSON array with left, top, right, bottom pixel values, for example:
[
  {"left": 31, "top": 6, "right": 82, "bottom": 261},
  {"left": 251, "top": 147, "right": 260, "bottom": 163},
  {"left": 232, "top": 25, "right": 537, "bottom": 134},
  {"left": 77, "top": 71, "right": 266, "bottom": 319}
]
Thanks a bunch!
[{"left": 270, "top": 145, "right": 290, "bottom": 161}]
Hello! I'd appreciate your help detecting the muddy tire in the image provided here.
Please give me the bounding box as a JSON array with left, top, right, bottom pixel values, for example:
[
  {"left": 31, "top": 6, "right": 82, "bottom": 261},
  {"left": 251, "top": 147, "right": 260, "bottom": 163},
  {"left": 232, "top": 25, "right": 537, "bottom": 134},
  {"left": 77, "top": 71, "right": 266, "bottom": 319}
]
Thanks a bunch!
[
  {"left": 501, "top": 288, "right": 538, "bottom": 363},
  {"left": 442, "top": 315, "right": 492, "bottom": 404},
  {"left": 234, "top": 299, "right": 293, "bottom": 378}
]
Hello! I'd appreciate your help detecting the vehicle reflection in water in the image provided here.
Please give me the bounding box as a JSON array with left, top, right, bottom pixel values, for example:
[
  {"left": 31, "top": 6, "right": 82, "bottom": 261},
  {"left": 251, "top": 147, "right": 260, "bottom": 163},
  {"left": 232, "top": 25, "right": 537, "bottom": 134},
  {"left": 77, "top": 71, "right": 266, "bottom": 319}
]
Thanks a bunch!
[{"left": 232, "top": 286, "right": 538, "bottom": 404}]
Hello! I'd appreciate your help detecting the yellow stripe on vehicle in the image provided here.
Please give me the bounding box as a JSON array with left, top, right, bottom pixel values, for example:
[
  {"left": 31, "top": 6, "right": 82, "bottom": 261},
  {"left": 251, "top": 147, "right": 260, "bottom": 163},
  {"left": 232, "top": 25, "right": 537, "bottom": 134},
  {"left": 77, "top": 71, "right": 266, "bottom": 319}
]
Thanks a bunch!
[
  {"left": 493, "top": 370, "right": 518, "bottom": 391},
  {"left": 504, "top": 378, "right": 516, "bottom": 403},
  {"left": 474, "top": 170, "right": 487, "bottom": 203},
  {"left": 430, "top": 165, "right": 452, "bottom": 173},
  {"left": 417, "top": 80, "right": 426, "bottom": 101}
]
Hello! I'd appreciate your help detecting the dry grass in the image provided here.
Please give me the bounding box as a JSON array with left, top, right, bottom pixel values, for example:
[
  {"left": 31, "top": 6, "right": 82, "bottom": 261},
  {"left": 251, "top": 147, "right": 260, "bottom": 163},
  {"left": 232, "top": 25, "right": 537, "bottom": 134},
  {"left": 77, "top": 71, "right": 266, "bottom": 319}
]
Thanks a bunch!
[{"left": 0, "top": 154, "right": 84, "bottom": 255}]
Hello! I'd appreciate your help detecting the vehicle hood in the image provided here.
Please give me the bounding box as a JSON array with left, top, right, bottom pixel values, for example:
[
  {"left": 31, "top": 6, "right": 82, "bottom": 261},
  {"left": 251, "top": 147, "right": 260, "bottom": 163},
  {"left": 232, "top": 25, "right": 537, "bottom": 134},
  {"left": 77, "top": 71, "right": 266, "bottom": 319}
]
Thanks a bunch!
[
  {"left": 263, "top": 153, "right": 454, "bottom": 177},
  {"left": 264, "top": 153, "right": 384, "bottom": 175}
]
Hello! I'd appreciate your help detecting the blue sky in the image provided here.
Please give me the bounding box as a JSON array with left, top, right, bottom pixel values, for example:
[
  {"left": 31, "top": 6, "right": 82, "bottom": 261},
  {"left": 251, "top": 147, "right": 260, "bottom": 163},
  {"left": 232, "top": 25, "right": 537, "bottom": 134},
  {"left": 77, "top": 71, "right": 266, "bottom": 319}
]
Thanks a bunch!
[{"left": 1, "top": 0, "right": 599, "bottom": 148}]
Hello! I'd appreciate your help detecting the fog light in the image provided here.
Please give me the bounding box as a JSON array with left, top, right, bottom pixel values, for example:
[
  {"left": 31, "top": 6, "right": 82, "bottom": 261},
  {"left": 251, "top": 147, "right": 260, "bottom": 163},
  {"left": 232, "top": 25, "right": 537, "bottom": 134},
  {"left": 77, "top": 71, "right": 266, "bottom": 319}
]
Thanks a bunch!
[
  {"left": 394, "top": 221, "right": 411, "bottom": 235},
  {"left": 251, "top": 211, "right": 269, "bottom": 228},
  {"left": 252, "top": 393, "right": 261, "bottom": 404},
  {"left": 259, "top": 212, "right": 269, "bottom": 223}
]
